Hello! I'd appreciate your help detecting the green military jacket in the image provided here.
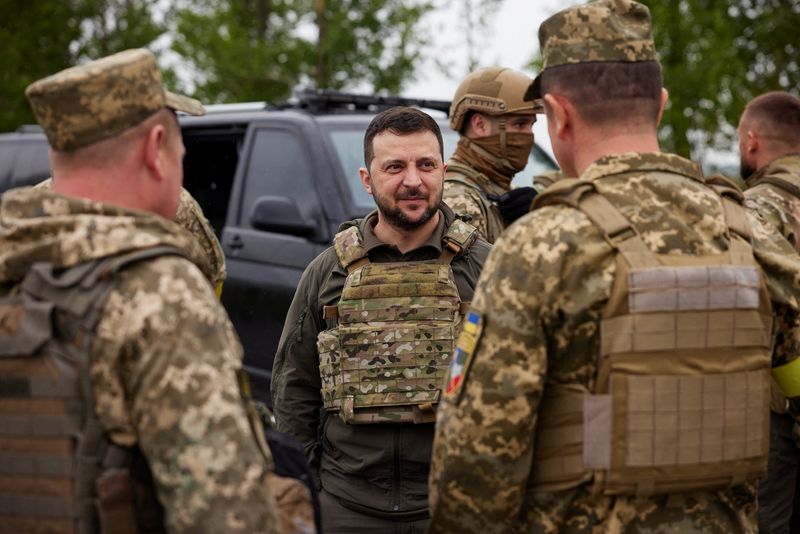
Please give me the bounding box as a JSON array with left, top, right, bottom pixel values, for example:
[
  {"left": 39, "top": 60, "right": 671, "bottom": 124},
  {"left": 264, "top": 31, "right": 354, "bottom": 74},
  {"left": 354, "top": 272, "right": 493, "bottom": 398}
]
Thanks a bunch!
[
  {"left": 745, "top": 154, "right": 800, "bottom": 253},
  {"left": 271, "top": 204, "right": 490, "bottom": 516},
  {"left": 0, "top": 187, "right": 280, "bottom": 534},
  {"left": 428, "top": 152, "right": 800, "bottom": 534}
]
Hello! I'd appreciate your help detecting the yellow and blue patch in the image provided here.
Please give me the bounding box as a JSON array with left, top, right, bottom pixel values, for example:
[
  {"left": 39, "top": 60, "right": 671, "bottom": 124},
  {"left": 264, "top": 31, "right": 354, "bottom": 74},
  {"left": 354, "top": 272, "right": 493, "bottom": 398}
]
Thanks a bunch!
[{"left": 445, "top": 311, "right": 483, "bottom": 400}]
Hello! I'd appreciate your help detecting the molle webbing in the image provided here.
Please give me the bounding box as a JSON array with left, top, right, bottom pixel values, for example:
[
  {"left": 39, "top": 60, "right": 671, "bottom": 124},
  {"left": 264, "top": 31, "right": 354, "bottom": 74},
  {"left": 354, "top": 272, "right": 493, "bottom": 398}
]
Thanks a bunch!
[
  {"left": 529, "top": 184, "right": 772, "bottom": 496},
  {"left": 0, "top": 246, "right": 184, "bottom": 532},
  {"left": 321, "top": 223, "right": 475, "bottom": 424}
]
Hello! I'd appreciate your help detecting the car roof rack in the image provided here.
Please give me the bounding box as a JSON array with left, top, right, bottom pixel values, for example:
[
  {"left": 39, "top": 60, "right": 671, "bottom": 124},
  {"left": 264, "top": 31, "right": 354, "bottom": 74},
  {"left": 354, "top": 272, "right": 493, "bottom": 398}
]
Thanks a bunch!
[{"left": 286, "top": 87, "right": 451, "bottom": 116}]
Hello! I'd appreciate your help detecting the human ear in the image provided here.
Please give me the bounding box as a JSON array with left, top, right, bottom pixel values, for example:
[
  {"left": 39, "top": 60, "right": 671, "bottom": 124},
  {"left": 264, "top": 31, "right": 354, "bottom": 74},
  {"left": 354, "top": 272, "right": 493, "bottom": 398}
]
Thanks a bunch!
[
  {"left": 544, "top": 94, "right": 569, "bottom": 140},
  {"left": 359, "top": 167, "right": 373, "bottom": 195},
  {"left": 656, "top": 88, "right": 669, "bottom": 126},
  {"left": 143, "top": 124, "right": 168, "bottom": 181}
]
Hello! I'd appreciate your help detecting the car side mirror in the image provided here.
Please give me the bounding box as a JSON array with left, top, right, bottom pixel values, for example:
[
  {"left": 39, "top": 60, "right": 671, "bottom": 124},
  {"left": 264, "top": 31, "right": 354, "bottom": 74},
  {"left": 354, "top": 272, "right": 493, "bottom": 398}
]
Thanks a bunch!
[{"left": 250, "top": 195, "right": 316, "bottom": 237}]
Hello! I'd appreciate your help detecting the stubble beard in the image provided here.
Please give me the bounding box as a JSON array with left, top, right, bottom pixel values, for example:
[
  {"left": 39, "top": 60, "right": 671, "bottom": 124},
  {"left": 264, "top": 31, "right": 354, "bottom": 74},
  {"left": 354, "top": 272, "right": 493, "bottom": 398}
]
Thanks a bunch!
[
  {"left": 374, "top": 186, "right": 442, "bottom": 231},
  {"left": 740, "top": 158, "right": 756, "bottom": 181}
]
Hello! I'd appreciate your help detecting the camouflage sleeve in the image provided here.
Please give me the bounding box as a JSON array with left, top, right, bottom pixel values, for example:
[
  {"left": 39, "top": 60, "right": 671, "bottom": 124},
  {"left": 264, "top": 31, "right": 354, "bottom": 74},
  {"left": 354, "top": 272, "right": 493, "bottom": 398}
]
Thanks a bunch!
[
  {"left": 744, "top": 186, "right": 793, "bottom": 246},
  {"left": 748, "top": 210, "right": 800, "bottom": 377},
  {"left": 444, "top": 181, "right": 490, "bottom": 239},
  {"left": 429, "top": 208, "right": 576, "bottom": 534},
  {"left": 91, "top": 256, "right": 280, "bottom": 534},
  {"left": 271, "top": 251, "right": 331, "bottom": 477}
]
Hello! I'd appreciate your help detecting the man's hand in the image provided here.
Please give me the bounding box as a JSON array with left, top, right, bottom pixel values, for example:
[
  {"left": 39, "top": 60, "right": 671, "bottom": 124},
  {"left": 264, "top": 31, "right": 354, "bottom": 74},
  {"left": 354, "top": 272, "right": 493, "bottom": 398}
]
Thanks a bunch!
[{"left": 489, "top": 187, "right": 537, "bottom": 224}]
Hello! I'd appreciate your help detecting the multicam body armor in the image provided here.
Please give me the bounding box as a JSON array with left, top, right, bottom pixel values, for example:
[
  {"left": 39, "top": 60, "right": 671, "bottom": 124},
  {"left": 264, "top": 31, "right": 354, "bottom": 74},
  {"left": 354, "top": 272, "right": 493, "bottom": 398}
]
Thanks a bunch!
[
  {"left": 0, "top": 247, "right": 181, "bottom": 533},
  {"left": 317, "top": 220, "right": 478, "bottom": 424},
  {"left": 528, "top": 179, "right": 773, "bottom": 495}
]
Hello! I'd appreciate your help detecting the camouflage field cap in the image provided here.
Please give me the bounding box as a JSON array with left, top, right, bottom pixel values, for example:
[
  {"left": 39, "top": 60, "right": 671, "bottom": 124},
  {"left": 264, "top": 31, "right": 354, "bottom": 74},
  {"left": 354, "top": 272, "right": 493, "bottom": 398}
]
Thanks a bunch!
[
  {"left": 525, "top": 0, "right": 657, "bottom": 101},
  {"left": 25, "top": 48, "right": 205, "bottom": 151}
]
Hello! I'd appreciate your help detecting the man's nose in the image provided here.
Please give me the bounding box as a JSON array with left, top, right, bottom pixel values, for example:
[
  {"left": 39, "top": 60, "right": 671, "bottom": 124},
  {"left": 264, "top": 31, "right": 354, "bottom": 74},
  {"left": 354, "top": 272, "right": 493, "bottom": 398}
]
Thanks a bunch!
[{"left": 402, "top": 165, "right": 422, "bottom": 187}]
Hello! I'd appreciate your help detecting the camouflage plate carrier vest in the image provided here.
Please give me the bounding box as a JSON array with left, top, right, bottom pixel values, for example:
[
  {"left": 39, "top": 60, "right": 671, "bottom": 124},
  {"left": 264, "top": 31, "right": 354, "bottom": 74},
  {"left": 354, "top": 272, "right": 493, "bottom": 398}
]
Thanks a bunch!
[
  {"left": 445, "top": 162, "right": 505, "bottom": 243},
  {"left": 317, "top": 220, "right": 478, "bottom": 424},
  {"left": 0, "top": 246, "right": 183, "bottom": 534},
  {"left": 527, "top": 178, "right": 773, "bottom": 496}
]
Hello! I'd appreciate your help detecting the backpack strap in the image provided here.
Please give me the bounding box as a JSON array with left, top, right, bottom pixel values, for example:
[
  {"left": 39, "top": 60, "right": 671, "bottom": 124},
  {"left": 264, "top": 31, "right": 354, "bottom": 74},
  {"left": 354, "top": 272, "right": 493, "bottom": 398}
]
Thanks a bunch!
[
  {"left": 706, "top": 174, "right": 753, "bottom": 245},
  {"left": 333, "top": 226, "right": 369, "bottom": 273},
  {"left": 533, "top": 178, "right": 659, "bottom": 269},
  {"left": 758, "top": 175, "right": 800, "bottom": 199},
  {"left": 444, "top": 162, "right": 491, "bottom": 200},
  {"left": 439, "top": 218, "right": 479, "bottom": 265}
]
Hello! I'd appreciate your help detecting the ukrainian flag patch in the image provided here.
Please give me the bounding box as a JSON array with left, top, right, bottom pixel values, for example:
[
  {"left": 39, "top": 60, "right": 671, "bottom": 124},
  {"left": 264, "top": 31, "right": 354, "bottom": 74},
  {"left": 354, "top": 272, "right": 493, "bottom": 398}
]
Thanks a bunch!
[{"left": 445, "top": 311, "right": 483, "bottom": 400}]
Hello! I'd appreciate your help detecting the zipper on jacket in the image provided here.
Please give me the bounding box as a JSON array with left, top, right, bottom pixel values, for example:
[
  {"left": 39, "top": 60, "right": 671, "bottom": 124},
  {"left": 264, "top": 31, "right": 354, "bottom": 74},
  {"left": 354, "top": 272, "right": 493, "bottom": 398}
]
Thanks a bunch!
[
  {"left": 295, "top": 309, "right": 307, "bottom": 342},
  {"left": 392, "top": 428, "right": 401, "bottom": 511}
]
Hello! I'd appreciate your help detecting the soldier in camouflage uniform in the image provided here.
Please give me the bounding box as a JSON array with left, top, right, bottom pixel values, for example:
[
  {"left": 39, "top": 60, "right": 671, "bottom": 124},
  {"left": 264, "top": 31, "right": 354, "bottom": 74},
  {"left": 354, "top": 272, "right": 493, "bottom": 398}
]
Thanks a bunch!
[
  {"left": 443, "top": 67, "right": 543, "bottom": 243},
  {"left": 738, "top": 91, "right": 800, "bottom": 534},
  {"left": 35, "top": 180, "right": 227, "bottom": 296},
  {"left": 271, "top": 107, "right": 490, "bottom": 533},
  {"left": 0, "top": 49, "right": 284, "bottom": 533},
  {"left": 428, "top": 2, "right": 800, "bottom": 533}
]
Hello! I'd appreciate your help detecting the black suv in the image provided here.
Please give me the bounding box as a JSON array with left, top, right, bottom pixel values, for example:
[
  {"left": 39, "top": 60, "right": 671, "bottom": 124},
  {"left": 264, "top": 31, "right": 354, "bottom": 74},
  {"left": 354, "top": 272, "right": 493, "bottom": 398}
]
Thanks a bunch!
[{"left": 0, "top": 90, "right": 557, "bottom": 399}]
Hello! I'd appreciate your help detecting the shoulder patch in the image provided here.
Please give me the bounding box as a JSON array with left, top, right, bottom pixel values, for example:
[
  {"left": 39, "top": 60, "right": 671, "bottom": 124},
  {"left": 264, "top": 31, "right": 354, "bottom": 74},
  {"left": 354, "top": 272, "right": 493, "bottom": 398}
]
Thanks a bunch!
[
  {"left": 445, "top": 310, "right": 483, "bottom": 401},
  {"left": 333, "top": 226, "right": 366, "bottom": 269}
]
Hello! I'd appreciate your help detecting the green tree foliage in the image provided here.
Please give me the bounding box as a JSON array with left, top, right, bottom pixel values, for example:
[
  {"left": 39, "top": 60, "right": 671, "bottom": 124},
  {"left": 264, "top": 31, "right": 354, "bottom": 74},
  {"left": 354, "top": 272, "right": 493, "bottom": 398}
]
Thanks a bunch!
[
  {"left": 0, "top": 2, "right": 84, "bottom": 130},
  {"left": 172, "top": 0, "right": 433, "bottom": 104},
  {"left": 313, "top": 0, "right": 431, "bottom": 93},
  {"left": 643, "top": 0, "right": 800, "bottom": 158},
  {"left": 0, "top": 0, "right": 165, "bottom": 132},
  {"left": 172, "top": 0, "right": 310, "bottom": 103}
]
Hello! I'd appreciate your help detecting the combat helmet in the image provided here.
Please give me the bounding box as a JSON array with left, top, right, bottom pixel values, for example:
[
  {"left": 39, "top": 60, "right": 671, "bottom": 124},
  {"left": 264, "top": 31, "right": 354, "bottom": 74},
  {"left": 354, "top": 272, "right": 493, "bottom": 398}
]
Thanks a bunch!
[{"left": 450, "top": 67, "right": 543, "bottom": 133}]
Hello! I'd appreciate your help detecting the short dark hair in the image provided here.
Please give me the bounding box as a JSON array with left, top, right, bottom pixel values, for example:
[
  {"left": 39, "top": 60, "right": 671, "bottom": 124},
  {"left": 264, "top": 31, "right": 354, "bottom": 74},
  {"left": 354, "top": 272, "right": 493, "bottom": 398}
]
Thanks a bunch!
[
  {"left": 743, "top": 91, "right": 800, "bottom": 147},
  {"left": 540, "top": 61, "right": 662, "bottom": 127},
  {"left": 363, "top": 107, "right": 444, "bottom": 168}
]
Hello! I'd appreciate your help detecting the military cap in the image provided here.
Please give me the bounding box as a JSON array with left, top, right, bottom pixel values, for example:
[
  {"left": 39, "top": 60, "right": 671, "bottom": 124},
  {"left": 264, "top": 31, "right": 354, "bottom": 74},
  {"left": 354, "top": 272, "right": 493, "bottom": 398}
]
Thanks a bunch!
[
  {"left": 25, "top": 48, "right": 205, "bottom": 151},
  {"left": 525, "top": 0, "right": 657, "bottom": 101}
]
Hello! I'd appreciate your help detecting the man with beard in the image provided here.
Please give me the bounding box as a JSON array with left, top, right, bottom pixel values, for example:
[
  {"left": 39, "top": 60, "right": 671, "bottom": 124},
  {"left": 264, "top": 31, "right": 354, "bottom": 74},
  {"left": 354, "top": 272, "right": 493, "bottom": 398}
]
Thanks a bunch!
[
  {"left": 738, "top": 90, "right": 800, "bottom": 534},
  {"left": 443, "top": 67, "right": 542, "bottom": 243},
  {"left": 271, "top": 107, "right": 490, "bottom": 533}
]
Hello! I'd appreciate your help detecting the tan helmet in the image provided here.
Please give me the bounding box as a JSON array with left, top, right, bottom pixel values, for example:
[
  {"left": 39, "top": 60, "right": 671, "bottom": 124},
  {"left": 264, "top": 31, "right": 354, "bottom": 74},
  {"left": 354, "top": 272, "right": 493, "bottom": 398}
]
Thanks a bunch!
[{"left": 450, "top": 67, "right": 543, "bottom": 132}]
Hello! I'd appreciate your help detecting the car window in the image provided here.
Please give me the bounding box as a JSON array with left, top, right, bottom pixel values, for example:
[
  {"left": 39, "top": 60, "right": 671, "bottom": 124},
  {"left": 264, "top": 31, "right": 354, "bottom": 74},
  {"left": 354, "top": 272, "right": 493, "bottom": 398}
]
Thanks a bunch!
[
  {"left": 10, "top": 141, "right": 51, "bottom": 188},
  {"left": 241, "top": 128, "right": 318, "bottom": 228},
  {"left": 0, "top": 143, "right": 17, "bottom": 193}
]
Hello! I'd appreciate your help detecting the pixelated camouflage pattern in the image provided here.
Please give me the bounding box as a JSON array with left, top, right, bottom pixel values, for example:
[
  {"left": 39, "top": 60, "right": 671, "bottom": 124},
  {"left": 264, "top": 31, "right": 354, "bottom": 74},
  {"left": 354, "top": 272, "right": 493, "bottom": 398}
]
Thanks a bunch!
[
  {"left": 450, "top": 67, "right": 542, "bottom": 132},
  {"left": 34, "top": 179, "right": 225, "bottom": 289},
  {"left": 25, "top": 48, "right": 204, "bottom": 151},
  {"left": 175, "top": 188, "right": 226, "bottom": 288},
  {"left": 0, "top": 186, "right": 281, "bottom": 533},
  {"left": 744, "top": 154, "right": 800, "bottom": 254},
  {"left": 444, "top": 141, "right": 511, "bottom": 243},
  {"left": 429, "top": 152, "right": 800, "bottom": 534},
  {"left": 533, "top": 169, "right": 566, "bottom": 193},
  {"left": 526, "top": 0, "right": 658, "bottom": 101},
  {"left": 319, "top": 231, "right": 464, "bottom": 423}
]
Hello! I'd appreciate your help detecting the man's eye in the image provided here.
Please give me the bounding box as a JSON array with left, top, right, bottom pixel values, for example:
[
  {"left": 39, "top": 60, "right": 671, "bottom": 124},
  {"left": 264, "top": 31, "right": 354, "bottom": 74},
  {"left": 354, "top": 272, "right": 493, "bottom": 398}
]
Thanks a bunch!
[{"left": 420, "top": 161, "right": 435, "bottom": 169}]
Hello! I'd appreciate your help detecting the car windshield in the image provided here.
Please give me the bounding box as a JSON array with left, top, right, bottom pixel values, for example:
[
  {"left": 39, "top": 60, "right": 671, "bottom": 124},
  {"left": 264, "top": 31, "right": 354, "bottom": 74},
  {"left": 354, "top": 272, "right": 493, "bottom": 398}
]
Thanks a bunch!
[{"left": 324, "top": 123, "right": 557, "bottom": 213}]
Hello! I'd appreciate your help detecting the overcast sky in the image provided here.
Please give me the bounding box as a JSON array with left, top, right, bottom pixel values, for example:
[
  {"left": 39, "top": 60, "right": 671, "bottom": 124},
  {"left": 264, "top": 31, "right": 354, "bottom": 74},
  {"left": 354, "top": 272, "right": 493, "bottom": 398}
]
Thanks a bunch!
[{"left": 404, "top": 0, "right": 572, "bottom": 100}]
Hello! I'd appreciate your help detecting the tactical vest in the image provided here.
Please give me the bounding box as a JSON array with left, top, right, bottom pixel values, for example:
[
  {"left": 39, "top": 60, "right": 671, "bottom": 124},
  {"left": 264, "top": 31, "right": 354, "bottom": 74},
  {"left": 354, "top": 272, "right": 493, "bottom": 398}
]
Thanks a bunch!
[
  {"left": 527, "top": 179, "right": 773, "bottom": 496},
  {"left": 0, "top": 246, "right": 183, "bottom": 534},
  {"left": 445, "top": 162, "right": 505, "bottom": 243},
  {"left": 317, "top": 220, "right": 477, "bottom": 424}
]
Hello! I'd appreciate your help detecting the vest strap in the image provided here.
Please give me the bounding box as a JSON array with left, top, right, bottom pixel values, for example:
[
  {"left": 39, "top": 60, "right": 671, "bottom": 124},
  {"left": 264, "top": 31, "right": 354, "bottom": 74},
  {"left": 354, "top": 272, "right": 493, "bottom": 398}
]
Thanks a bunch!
[
  {"left": 0, "top": 414, "right": 81, "bottom": 437},
  {"left": 0, "top": 376, "right": 78, "bottom": 397},
  {"left": 0, "top": 453, "right": 74, "bottom": 476},
  {"left": 0, "top": 494, "right": 91, "bottom": 519}
]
